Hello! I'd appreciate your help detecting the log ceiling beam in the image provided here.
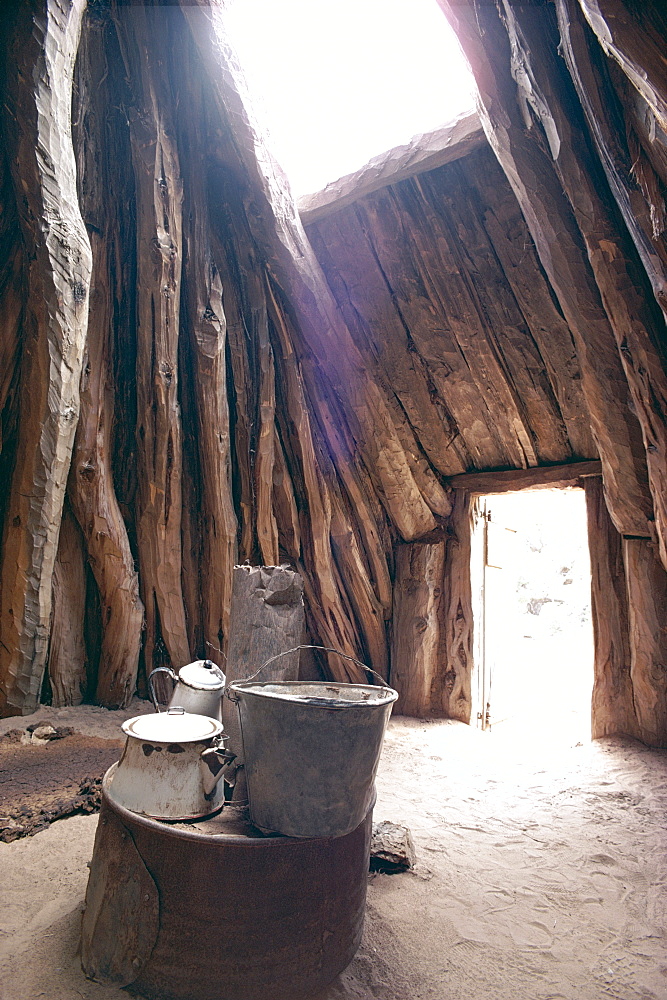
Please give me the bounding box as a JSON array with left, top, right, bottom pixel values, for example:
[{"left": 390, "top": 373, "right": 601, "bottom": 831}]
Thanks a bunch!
[{"left": 446, "top": 460, "right": 603, "bottom": 496}]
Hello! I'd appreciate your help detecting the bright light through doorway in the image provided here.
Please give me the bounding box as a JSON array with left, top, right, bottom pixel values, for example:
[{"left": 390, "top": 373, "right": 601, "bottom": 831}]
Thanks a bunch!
[
  {"left": 472, "top": 488, "right": 594, "bottom": 749},
  {"left": 224, "top": 0, "right": 477, "bottom": 196}
]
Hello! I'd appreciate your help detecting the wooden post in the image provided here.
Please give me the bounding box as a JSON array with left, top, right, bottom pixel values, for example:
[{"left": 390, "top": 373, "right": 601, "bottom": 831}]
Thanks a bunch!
[
  {"left": 623, "top": 538, "right": 667, "bottom": 748},
  {"left": 584, "top": 477, "right": 638, "bottom": 740},
  {"left": 391, "top": 541, "right": 447, "bottom": 717},
  {"left": 441, "top": 490, "right": 474, "bottom": 723}
]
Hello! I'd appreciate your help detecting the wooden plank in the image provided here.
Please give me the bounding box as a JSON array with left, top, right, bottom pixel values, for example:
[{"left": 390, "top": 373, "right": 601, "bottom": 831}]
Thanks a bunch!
[
  {"left": 415, "top": 162, "right": 573, "bottom": 466},
  {"left": 446, "top": 460, "right": 603, "bottom": 495},
  {"left": 0, "top": 0, "right": 92, "bottom": 715}
]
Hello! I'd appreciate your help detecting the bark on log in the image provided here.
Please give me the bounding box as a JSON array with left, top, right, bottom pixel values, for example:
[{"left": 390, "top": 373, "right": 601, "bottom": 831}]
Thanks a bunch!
[
  {"left": 391, "top": 541, "right": 447, "bottom": 718},
  {"left": 584, "top": 477, "right": 638, "bottom": 740},
  {"left": 116, "top": 6, "right": 190, "bottom": 674},
  {"left": 0, "top": 0, "right": 92, "bottom": 715},
  {"left": 49, "top": 503, "right": 87, "bottom": 708},
  {"left": 623, "top": 537, "right": 667, "bottom": 748}
]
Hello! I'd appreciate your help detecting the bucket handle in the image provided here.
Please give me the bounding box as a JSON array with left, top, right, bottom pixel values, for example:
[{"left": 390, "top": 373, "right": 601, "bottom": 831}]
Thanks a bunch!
[{"left": 224, "top": 644, "right": 388, "bottom": 703}]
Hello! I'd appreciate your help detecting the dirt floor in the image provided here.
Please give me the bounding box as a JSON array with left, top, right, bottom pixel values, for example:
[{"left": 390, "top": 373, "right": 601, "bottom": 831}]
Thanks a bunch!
[{"left": 0, "top": 701, "right": 665, "bottom": 1000}]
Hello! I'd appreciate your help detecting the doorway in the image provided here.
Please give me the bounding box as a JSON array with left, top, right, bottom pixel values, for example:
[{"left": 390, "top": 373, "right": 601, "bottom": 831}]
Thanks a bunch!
[{"left": 471, "top": 487, "right": 594, "bottom": 744}]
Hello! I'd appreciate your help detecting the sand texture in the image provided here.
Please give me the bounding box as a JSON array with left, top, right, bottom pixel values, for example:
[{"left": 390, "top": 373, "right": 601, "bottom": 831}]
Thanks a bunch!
[{"left": 0, "top": 704, "right": 665, "bottom": 999}]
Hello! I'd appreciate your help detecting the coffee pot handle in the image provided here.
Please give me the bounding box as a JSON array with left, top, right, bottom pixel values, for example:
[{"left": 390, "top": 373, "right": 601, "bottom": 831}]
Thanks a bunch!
[{"left": 148, "top": 666, "right": 178, "bottom": 712}]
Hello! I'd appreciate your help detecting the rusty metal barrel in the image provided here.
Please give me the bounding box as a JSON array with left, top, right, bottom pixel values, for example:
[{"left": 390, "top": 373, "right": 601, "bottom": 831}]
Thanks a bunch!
[{"left": 82, "top": 767, "right": 372, "bottom": 1000}]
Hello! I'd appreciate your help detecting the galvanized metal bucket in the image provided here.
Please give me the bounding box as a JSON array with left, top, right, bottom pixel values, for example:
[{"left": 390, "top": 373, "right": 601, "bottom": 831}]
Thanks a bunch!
[{"left": 229, "top": 650, "right": 397, "bottom": 839}]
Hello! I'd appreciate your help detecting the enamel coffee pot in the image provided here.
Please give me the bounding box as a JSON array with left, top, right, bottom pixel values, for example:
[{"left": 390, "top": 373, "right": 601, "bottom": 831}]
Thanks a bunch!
[{"left": 148, "top": 659, "right": 226, "bottom": 721}]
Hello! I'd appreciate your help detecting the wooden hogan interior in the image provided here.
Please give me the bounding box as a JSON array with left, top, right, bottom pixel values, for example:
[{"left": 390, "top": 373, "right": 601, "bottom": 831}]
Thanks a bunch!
[{"left": 0, "top": 0, "right": 666, "bottom": 750}]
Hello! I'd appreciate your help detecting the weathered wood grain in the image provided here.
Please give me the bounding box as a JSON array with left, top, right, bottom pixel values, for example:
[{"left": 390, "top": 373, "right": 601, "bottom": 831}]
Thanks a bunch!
[
  {"left": 69, "top": 18, "right": 143, "bottom": 708},
  {"left": 447, "top": 461, "right": 602, "bottom": 495},
  {"left": 391, "top": 541, "right": 447, "bottom": 717},
  {"left": 438, "top": 0, "right": 654, "bottom": 543},
  {"left": 623, "top": 537, "right": 667, "bottom": 748},
  {"left": 49, "top": 504, "right": 87, "bottom": 708},
  {"left": 178, "top": 45, "right": 238, "bottom": 660},
  {"left": 116, "top": 6, "right": 190, "bottom": 674},
  {"left": 584, "top": 476, "right": 638, "bottom": 741},
  {"left": 0, "top": 0, "right": 92, "bottom": 715}
]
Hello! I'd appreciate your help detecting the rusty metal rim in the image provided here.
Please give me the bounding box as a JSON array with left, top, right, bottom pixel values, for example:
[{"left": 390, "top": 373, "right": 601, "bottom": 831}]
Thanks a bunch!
[
  {"left": 230, "top": 679, "right": 398, "bottom": 706},
  {"left": 102, "top": 766, "right": 376, "bottom": 847}
]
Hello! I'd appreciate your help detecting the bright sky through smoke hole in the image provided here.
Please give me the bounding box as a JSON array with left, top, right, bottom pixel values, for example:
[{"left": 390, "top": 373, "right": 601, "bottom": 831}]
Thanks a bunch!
[{"left": 225, "top": 0, "right": 477, "bottom": 197}]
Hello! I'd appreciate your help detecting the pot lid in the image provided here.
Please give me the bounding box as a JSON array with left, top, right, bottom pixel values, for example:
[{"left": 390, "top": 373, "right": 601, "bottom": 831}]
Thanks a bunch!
[
  {"left": 178, "top": 659, "right": 226, "bottom": 690},
  {"left": 122, "top": 709, "right": 223, "bottom": 743}
]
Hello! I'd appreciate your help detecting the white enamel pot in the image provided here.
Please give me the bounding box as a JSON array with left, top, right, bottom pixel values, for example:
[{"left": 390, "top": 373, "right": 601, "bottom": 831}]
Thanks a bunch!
[
  {"left": 109, "top": 708, "right": 236, "bottom": 821},
  {"left": 148, "top": 659, "right": 226, "bottom": 721}
]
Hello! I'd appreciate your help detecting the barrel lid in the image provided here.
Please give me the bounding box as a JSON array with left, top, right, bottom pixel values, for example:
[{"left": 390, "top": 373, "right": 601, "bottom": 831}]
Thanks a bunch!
[
  {"left": 123, "top": 709, "right": 223, "bottom": 743},
  {"left": 178, "top": 659, "right": 226, "bottom": 690}
]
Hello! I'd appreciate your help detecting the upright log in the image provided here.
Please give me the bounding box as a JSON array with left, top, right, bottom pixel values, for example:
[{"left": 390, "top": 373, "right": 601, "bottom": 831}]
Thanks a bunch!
[
  {"left": 623, "top": 538, "right": 667, "bottom": 748},
  {"left": 178, "top": 43, "right": 238, "bottom": 661},
  {"left": 584, "top": 477, "right": 638, "bottom": 740},
  {"left": 116, "top": 6, "right": 190, "bottom": 674},
  {"left": 438, "top": 0, "right": 654, "bottom": 544},
  {"left": 391, "top": 542, "right": 447, "bottom": 717},
  {"left": 69, "top": 17, "right": 144, "bottom": 708},
  {"left": 441, "top": 490, "right": 474, "bottom": 723},
  {"left": 0, "top": 0, "right": 92, "bottom": 715},
  {"left": 49, "top": 504, "right": 88, "bottom": 708}
]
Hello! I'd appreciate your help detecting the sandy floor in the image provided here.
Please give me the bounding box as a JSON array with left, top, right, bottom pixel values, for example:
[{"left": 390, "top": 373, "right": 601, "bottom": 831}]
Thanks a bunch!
[{"left": 0, "top": 702, "right": 666, "bottom": 1000}]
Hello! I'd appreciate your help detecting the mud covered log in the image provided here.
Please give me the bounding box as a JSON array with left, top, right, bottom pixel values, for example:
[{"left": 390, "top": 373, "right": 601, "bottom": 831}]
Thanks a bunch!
[
  {"left": 584, "top": 477, "right": 638, "bottom": 741},
  {"left": 115, "top": 6, "right": 190, "bottom": 674},
  {"left": 0, "top": 0, "right": 92, "bottom": 716},
  {"left": 391, "top": 541, "right": 447, "bottom": 717}
]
